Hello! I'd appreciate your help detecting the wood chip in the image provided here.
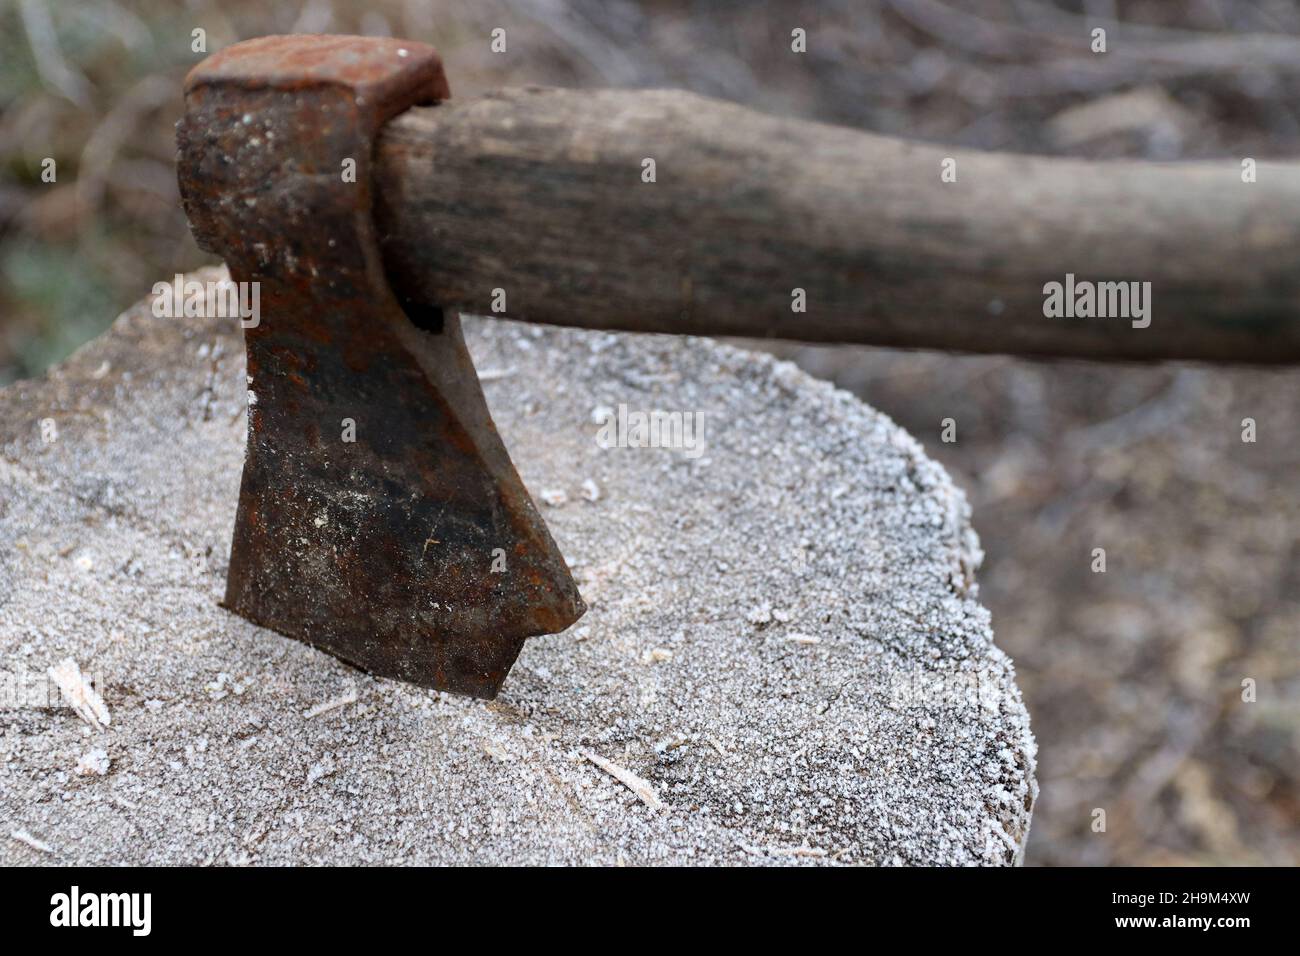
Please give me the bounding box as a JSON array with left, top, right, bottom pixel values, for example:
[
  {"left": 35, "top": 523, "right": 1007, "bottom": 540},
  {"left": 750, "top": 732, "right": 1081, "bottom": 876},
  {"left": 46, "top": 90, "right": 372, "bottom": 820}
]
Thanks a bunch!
[
  {"left": 540, "top": 488, "right": 568, "bottom": 508},
  {"left": 303, "top": 686, "right": 358, "bottom": 719},
  {"left": 766, "top": 845, "right": 828, "bottom": 857},
  {"left": 737, "top": 840, "right": 827, "bottom": 858},
  {"left": 48, "top": 658, "right": 110, "bottom": 730},
  {"left": 75, "top": 747, "right": 110, "bottom": 776},
  {"left": 582, "top": 749, "right": 664, "bottom": 812},
  {"left": 11, "top": 830, "right": 54, "bottom": 854}
]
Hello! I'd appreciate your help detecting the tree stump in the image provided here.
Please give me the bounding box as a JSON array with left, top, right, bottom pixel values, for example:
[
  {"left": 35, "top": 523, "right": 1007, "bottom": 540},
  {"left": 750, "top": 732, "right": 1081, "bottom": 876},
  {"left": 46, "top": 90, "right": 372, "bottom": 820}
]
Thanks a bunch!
[{"left": 0, "top": 269, "right": 1035, "bottom": 865}]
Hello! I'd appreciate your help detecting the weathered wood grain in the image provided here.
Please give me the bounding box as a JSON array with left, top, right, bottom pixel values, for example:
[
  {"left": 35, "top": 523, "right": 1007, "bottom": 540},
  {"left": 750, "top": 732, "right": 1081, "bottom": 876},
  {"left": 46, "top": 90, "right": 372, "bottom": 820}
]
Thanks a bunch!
[{"left": 375, "top": 87, "right": 1300, "bottom": 363}]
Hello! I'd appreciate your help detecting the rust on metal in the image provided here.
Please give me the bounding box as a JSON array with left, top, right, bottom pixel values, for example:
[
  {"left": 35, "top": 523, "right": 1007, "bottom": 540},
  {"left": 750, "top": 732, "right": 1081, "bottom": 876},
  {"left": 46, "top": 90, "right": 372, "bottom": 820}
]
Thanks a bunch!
[{"left": 177, "top": 35, "right": 584, "bottom": 698}]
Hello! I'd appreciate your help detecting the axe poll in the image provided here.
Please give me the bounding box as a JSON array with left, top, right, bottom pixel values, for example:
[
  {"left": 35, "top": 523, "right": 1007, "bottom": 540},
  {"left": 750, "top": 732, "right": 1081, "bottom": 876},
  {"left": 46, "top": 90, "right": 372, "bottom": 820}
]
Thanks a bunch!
[{"left": 177, "top": 35, "right": 1300, "bottom": 698}]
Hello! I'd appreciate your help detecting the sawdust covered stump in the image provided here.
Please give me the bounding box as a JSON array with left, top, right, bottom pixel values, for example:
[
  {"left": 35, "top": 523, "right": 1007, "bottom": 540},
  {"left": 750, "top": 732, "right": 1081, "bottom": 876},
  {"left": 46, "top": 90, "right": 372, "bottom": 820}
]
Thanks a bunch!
[{"left": 0, "top": 270, "right": 1036, "bottom": 865}]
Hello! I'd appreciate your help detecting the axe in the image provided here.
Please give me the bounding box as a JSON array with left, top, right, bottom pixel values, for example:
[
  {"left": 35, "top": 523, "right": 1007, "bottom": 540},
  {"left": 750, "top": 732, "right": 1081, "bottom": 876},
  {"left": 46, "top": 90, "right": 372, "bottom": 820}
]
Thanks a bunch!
[{"left": 176, "top": 35, "right": 1300, "bottom": 699}]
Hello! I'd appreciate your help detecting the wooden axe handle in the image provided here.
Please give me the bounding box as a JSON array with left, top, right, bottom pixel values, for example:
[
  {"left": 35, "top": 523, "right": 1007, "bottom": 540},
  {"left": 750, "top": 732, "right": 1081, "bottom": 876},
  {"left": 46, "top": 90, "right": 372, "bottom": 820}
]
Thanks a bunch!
[{"left": 374, "top": 88, "right": 1300, "bottom": 364}]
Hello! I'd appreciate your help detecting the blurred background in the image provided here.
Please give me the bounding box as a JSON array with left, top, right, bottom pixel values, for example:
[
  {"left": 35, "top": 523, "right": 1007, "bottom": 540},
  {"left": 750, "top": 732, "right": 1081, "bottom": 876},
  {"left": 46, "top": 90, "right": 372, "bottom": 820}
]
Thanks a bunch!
[{"left": 1, "top": 0, "right": 1297, "bottom": 864}]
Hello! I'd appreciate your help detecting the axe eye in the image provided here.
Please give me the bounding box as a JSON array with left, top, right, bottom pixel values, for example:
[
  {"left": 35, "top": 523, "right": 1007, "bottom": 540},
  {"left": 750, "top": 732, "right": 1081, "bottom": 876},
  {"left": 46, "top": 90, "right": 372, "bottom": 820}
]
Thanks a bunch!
[{"left": 398, "top": 300, "right": 446, "bottom": 335}]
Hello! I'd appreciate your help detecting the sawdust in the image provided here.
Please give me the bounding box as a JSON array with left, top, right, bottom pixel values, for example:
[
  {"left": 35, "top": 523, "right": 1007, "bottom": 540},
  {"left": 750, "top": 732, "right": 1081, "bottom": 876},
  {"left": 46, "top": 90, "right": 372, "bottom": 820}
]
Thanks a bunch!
[{"left": 0, "top": 269, "right": 1035, "bottom": 865}]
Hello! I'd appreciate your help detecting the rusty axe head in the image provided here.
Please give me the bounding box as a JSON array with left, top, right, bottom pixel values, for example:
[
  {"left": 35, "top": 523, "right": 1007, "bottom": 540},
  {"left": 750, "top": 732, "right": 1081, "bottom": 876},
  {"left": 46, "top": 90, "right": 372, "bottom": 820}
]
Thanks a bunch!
[{"left": 176, "top": 35, "right": 584, "bottom": 699}]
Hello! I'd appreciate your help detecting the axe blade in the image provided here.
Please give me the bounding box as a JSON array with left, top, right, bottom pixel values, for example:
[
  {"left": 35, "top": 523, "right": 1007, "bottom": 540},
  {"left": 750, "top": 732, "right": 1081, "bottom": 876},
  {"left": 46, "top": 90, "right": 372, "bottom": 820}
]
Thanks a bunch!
[{"left": 177, "top": 35, "right": 584, "bottom": 698}]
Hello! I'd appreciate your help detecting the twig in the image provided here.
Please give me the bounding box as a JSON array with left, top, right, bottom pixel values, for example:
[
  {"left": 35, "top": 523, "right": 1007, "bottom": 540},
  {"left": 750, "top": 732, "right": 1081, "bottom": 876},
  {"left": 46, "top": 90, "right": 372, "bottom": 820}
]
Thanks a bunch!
[
  {"left": 76, "top": 75, "right": 175, "bottom": 222},
  {"left": 889, "top": 0, "right": 1300, "bottom": 99},
  {"left": 18, "top": 0, "right": 92, "bottom": 109},
  {"left": 582, "top": 749, "right": 664, "bottom": 811}
]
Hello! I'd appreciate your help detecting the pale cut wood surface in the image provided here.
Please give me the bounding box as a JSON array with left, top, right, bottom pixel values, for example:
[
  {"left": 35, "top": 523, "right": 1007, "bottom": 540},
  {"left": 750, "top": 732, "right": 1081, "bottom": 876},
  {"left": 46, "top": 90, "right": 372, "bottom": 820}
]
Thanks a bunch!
[{"left": 0, "top": 269, "right": 1035, "bottom": 865}]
